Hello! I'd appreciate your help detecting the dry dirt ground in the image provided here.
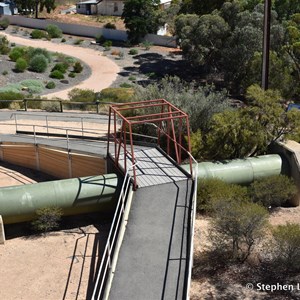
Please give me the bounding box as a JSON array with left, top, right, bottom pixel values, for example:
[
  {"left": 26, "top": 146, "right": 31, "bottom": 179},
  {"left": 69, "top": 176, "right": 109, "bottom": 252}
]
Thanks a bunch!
[{"left": 0, "top": 161, "right": 111, "bottom": 300}]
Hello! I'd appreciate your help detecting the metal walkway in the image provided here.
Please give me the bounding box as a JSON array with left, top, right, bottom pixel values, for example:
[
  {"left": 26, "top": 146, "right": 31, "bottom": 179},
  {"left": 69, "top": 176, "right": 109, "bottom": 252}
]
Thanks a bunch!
[
  {"left": 107, "top": 152, "right": 193, "bottom": 299},
  {"left": 119, "top": 148, "right": 188, "bottom": 188}
]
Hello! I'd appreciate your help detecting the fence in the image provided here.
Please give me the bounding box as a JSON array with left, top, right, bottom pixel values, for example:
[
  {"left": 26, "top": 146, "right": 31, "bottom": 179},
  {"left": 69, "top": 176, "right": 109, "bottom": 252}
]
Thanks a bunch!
[
  {"left": 91, "top": 163, "right": 137, "bottom": 300},
  {"left": 2, "top": 15, "right": 177, "bottom": 47}
]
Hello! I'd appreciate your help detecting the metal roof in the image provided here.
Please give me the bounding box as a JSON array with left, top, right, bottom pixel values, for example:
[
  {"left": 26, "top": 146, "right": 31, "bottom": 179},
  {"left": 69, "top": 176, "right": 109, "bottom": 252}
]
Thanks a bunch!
[{"left": 77, "top": 0, "right": 98, "bottom": 5}]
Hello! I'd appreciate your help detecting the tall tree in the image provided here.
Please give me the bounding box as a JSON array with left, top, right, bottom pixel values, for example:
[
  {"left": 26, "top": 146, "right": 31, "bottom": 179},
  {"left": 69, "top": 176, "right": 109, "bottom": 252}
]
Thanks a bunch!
[
  {"left": 15, "top": 0, "right": 55, "bottom": 19},
  {"left": 122, "top": 0, "right": 161, "bottom": 44}
]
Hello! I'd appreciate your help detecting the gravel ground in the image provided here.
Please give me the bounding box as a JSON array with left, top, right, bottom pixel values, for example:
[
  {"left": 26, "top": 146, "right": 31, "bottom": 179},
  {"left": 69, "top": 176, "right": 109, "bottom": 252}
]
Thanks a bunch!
[{"left": 0, "top": 26, "right": 184, "bottom": 99}]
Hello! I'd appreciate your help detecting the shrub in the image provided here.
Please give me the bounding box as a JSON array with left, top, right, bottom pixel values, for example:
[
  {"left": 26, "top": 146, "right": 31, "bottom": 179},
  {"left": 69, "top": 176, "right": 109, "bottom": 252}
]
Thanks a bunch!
[
  {"left": 68, "top": 88, "right": 96, "bottom": 102},
  {"left": 29, "top": 54, "right": 48, "bottom": 73},
  {"left": 2, "top": 70, "right": 8, "bottom": 75},
  {"left": 10, "top": 42, "right": 16, "bottom": 47},
  {"left": 41, "top": 101, "right": 60, "bottom": 112},
  {"left": 197, "top": 178, "right": 249, "bottom": 212},
  {"left": 61, "top": 38, "right": 66, "bottom": 43},
  {"left": 27, "top": 47, "right": 51, "bottom": 62},
  {"left": 210, "top": 200, "right": 268, "bottom": 262},
  {"left": 49, "top": 70, "right": 64, "bottom": 79},
  {"left": 129, "top": 48, "right": 138, "bottom": 55},
  {"left": 249, "top": 175, "right": 297, "bottom": 208},
  {"left": 99, "top": 87, "right": 134, "bottom": 103},
  {"left": 0, "top": 18, "right": 9, "bottom": 30},
  {"left": 103, "top": 40, "right": 112, "bottom": 50},
  {"left": 95, "top": 34, "right": 105, "bottom": 44},
  {"left": 111, "top": 49, "right": 120, "bottom": 56},
  {"left": 9, "top": 46, "right": 27, "bottom": 62},
  {"left": 0, "top": 35, "right": 10, "bottom": 54},
  {"left": 74, "top": 38, "right": 83, "bottom": 45},
  {"left": 68, "top": 72, "right": 76, "bottom": 78},
  {"left": 140, "top": 40, "right": 152, "bottom": 50},
  {"left": 9, "top": 101, "right": 22, "bottom": 110},
  {"left": 30, "top": 29, "right": 48, "bottom": 39},
  {"left": 104, "top": 22, "right": 116, "bottom": 29},
  {"left": 45, "top": 81, "right": 56, "bottom": 89},
  {"left": 270, "top": 223, "right": 300, "bottom": 272},
  {"left": 45, "top": 24, "right": 62, "bottom": 38},
  {"left": 31, "top": 206, "right": 63, "bottom": 232},
  {"left": 15, "top": 58, "right": 28, "bottom": 72},
  {"left": 73, "top": 61, "right": 83, "bottom": 73},
  {"left": 20, "top": 79, "right": 44, "bottom": 94},
  {"left": 120, "top": 82, "right": 133, "bottom": 88},
  {"left": 128, "top": 75, "right": 136, "bottom": 81},
  {"left": 51, "top": 62, "right": 68, "bottom": 74},
  {"left": 0, "top": 91, "right": 24, "bottom": 108}
]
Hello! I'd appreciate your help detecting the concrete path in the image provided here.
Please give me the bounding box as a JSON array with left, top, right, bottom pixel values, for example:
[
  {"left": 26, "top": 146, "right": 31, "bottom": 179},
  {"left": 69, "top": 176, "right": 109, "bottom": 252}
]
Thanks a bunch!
[
  {"left": 109, "top": 178, "right": 193, "bottom": 299},
  {"left": 2, "top": 32, "right": 120, "bottom": 99}
]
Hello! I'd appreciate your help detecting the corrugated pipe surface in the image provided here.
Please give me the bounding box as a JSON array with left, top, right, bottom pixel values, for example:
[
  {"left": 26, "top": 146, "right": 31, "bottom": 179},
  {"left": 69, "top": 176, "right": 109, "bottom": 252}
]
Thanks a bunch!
[
  {"left": 0, "top": 174, "right": 118, "bottom": 224},
  {"left": 183, "top": 154, "right": 283, "bottom": 184}
]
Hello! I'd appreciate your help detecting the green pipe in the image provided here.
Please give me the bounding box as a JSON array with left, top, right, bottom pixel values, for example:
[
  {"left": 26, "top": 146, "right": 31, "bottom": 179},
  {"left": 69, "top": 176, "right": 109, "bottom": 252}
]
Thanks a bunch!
[
  {"left": 0, "top": 173, "right": 118, "bottom": 224},
  {"left": 183, "top": 154, "right": 284, "bottom": 184}
]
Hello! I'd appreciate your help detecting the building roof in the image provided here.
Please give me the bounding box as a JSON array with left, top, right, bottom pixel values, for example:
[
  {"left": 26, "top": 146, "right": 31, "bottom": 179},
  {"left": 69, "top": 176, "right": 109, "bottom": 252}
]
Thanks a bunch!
[
  {"left": 0, "top": 3, "right": 9, "bottom": 7},
  {"left": 77, "top": 0, "right": 99, "bottom": 5}
]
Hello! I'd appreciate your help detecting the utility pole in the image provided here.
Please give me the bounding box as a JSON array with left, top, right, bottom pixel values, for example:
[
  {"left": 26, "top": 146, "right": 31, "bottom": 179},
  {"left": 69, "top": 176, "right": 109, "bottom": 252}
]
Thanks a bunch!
[{"left": 261, "top": 0, "right": 271, "bottom": 90}]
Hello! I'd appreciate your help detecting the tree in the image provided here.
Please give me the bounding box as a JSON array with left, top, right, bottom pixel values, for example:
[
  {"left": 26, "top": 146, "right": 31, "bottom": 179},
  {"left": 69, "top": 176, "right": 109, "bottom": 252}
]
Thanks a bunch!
[
  {"left": 122, "top": 0, "right": 161, "bottom": 44},
  {"left": 180, "top": 0, "right": 224, "bottom": 15},
  {"left": 203, "top": 85, "right": 300, "bottom": 160},
  {"left": 175, "top": 13, "right": 230, "bottom": 70},
  {"left": 14, "top": 0, "right": 56, "bottom": 19},
  {"left": 133, "top": 76, "right": 229, "bottom": 132},
  {"left": 274, "top": 0, "right": 300, "bottom": 21}
]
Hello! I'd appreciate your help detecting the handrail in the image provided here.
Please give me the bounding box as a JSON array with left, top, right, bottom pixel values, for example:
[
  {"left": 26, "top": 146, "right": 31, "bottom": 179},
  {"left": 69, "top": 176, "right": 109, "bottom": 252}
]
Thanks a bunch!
[
  {"left": 91, "top": 162, "right": 138, "bottom": 300},
  {"left": 185, "top": 152, "right": 198, "bottom": 300}
]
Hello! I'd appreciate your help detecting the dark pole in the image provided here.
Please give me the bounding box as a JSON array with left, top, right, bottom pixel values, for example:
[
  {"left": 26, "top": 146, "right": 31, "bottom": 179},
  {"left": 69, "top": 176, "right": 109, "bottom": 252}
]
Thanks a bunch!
[{"left": 261, "top": 0, "right": 271, "bottom": 90}]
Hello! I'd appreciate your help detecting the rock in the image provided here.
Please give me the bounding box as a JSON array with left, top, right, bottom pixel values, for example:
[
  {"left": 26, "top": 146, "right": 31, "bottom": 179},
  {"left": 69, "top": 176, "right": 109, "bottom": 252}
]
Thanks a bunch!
[{"left": 60, "top": 79, "right": 69, "bottom": 84}]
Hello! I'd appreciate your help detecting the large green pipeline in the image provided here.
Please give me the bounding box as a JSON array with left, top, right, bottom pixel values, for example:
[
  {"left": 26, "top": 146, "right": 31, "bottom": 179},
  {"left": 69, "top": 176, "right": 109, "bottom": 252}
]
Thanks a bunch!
[
  {"left": 0, "top": 173, "right": 118, "bottom": 224},
  {"left": 183, "top": 154, "right": 284, "bottom": 184}
]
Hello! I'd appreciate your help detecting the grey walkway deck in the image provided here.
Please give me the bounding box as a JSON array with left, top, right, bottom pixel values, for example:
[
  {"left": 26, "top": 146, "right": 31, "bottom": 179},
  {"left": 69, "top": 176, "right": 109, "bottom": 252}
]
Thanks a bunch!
[
  {"left": 118, "top": 148, "right": 188, "bottom": 188},
  {"left": 109, "top": 176, "right": 193, "bottom": 299}
]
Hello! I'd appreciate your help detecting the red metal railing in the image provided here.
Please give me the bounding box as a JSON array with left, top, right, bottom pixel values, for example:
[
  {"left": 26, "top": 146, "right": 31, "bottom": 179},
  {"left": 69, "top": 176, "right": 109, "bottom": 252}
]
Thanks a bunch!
[{"left": 107, "top": 99, "right": 192, "bottom": 189}]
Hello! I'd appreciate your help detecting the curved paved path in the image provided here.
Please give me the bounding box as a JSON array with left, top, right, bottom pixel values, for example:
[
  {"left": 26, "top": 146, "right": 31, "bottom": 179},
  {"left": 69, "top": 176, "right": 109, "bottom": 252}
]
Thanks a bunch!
[{"left": 3, "top": 32, "right": 120, "bottom": 99}]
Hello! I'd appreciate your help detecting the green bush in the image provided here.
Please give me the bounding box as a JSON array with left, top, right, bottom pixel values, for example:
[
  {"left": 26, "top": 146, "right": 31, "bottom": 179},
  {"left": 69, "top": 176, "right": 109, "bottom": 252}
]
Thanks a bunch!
[
  {"left": 103, "top": 40, "right": 112, "bottom": 50},
  {"left": 0, "top": 91, "right": 23, "bottom": 109},
  {"left": 61, "top": 38, "right": 66, "bottom": 43},
  {"left": 140, "top": 40, "right": 152, "bottom": 50},
  {"left": 31, "top": 206, "right": 63, "bottom": 232},
  {"left": 197, "top": 178, "right": 249, "bottom": 212},
  {"left": 0, "top": 18, "right": 9, "bottom": 30},
  {"left": 45, "top": 81, "right": 56, "bottom": 89},
  {"left": 2, "top": 70, "right": 8, "bottom": 75},
  {"left": 20, "top": 79, "right": 44, "bottom": 94},
  {"left": 128, "top": 75, "right": 136, "bottom": 81},
  {"left": 95, "top": 34, "right": 105, "bottom": 44},
  {"left": 73, "top": 61, "right": 83, "bottom": 73},
  {"left": 41, "top": 101, "right": 60, "bottom": 112},
  {"left": 29, "top": 54, "right": 48, "bottom": 73},
  {"left": 104, "top": 22, "right": 116, "bottom": 29},
  {"left": 15, "top": 58, "right": 28, "bottom": 73},
  {"left": 0, "top": 35, "right": 10, "bottom": 54},
  {"left": 68, "top": 88, "right": 96, "bottom": 102},
  {"left": 270, "top": 223, "right": 300, "bottom": 272},
  {"left": 27, "top": 47, "right": 51, "bottom": 62},
  {"left": 249, "top": 175, "right": 297, "bottom": 208},
  {"left": 68, "top": 72, "right": 76, "bottom": 78},
  {"left": 51, "top": 62, "right": 68, "bottom": 74},
  {"left": 9, "top": 46, "right": 27, "bottom": 62},
  {"left": 74, "top": 38, "right": 83, "bottom": 45},
  {"left": 210, "top": 200, "right": 268, "bottom": 262},
  {"left": 45, "top": 24, "right": 62, "bottom": 38},
  {"left": 49, "top": 70, "right": 64, "bottom": 79},
  {"left": 99, "top": 87, "right": 134, "bottom": 103},
  {"left": 30, "top": 29, "right": 48, "bottom": 39},
  {"left": 119, "top": 82, "right": 133, "bottom": 88},
  {"left": 129, "top": 48, "right": 138, "bottom": 55}
]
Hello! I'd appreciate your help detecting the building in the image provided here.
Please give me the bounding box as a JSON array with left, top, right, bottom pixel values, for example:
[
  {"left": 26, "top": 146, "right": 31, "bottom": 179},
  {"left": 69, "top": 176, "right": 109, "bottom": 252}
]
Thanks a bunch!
[
  {"left": 0, "top": 1, "right": 17, "bottom": 15},
  {"left": 76, "top": 0, "right": 170, "bottom": 16},
  {"left": 76, "top": 0, "right": 124, "bottom": 16}
]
